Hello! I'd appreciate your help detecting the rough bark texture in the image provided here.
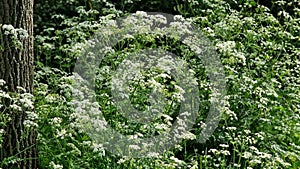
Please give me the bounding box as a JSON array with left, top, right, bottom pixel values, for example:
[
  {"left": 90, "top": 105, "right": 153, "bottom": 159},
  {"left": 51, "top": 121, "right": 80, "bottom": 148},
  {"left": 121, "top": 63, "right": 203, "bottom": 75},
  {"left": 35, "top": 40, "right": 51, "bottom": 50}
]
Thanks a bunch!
[{"left": 0, "top": 0, "right": 38, "bottom": 168}]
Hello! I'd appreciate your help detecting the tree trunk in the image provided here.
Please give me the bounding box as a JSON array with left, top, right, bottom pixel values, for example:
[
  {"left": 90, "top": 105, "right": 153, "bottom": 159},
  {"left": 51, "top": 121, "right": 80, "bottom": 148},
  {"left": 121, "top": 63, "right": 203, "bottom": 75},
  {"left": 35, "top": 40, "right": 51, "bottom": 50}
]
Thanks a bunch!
[{"left": 0, "top": 0, "right": 38, "bottom": 168}]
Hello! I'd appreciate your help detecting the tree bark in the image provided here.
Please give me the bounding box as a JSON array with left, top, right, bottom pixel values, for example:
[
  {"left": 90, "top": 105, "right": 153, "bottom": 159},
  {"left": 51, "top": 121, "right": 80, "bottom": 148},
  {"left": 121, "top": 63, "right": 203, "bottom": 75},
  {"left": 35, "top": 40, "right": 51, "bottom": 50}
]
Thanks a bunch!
[{"left": 0, "top": 0, "right": 38, "bottom": 168}]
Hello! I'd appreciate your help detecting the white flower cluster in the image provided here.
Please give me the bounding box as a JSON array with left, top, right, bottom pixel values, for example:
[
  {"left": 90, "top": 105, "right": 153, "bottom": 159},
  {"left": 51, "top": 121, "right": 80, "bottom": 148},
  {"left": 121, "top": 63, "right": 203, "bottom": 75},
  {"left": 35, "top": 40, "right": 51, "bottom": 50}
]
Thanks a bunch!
[
  {"left": 49, "top": 161, "right": 63, "bottom": 169},
  {"left": 0, "top": 80, "right": 37, "bottom": 129},
  {"left": 216, "top": 41, "right": 246, "bottom": 66},
  {"left": 2, "top": 24, "right": 29, "bottom": 48}
]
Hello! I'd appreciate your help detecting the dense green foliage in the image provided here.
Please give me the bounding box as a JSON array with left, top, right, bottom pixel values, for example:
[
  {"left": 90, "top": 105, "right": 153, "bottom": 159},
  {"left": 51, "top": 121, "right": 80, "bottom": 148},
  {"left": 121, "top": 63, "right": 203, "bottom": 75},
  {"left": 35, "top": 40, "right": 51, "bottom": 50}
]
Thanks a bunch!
[{"left": 1, "top": 0, "right": 299, "bottom": 168}]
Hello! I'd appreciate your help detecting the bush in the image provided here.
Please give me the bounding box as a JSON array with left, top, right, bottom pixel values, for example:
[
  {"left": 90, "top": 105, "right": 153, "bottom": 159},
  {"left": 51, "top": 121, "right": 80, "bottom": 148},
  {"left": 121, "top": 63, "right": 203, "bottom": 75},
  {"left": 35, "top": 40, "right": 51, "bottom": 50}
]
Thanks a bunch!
[{"left": 29, "top": 0, "right": 300, "bottom": 168}]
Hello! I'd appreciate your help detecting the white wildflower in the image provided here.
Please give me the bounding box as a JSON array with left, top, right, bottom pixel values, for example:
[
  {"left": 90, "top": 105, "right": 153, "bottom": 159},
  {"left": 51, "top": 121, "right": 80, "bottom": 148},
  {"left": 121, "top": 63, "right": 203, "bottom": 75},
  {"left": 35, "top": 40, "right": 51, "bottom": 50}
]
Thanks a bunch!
[
  {"left": 0, "top": 79, "right": 5, "bottom": 86},
  {"left": 49, "top": 117, "right": 62, "bottom": 126},
  {"left": 129, "top": 144, "right": 140, "bottom": 150},
  {"left": 56, "top": 129, "right": 67, "bottom": 139},
  {"left": 49, "top": 161, "right": 63, "bottom": 169},
  {"left": 170, "top": 156, "right": 184, "bottom": 165},
  {"left": 91, "top": 143, "right": 105, "bottom": 156},
  {"left": 220, "top": 150, "right": 231, "bottom": 156},
  {"left": 208, "top": 149, "right": 218, "bottom": 154},
  {"left": 219, "top": 144, "right": 229, "bottom": 148},
  {"left": 242, "top": 152, "right": 252, "bottom": 159},
  {"left": 226, "top": 126, "right": 237, "bottom": 131}
]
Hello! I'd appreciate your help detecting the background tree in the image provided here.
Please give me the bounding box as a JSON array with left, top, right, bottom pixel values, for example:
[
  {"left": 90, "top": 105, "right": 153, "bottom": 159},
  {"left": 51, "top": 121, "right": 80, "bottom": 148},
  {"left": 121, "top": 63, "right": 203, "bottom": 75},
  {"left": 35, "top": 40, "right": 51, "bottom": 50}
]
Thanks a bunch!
[{"left": 0, "top": 0, "right": 38, "bottom": 168}]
